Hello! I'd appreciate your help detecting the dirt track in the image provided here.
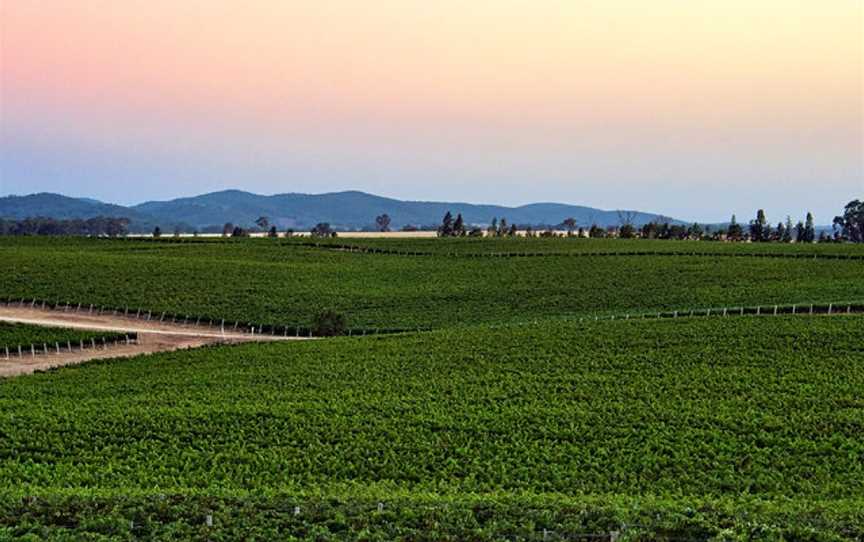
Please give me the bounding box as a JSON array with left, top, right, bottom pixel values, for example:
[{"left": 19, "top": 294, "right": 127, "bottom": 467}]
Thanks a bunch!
[{"left": 0, "top": 306, "right": 306, "bottom": 377}]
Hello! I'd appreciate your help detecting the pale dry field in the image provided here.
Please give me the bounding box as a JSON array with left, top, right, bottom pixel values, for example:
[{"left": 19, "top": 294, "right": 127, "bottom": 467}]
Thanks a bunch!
[{"left": 0, "top": 305, "right": 307, "bottom": 377}]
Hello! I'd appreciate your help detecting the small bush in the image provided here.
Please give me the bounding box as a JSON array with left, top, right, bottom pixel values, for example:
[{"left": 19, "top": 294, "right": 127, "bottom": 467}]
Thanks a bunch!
[{"left": 312, "top": 309, "right": 347, "bottom": 337}]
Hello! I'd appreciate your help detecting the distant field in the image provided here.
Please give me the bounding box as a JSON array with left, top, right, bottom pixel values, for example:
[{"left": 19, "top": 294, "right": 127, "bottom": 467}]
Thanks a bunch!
[
  {"left": 2, "top": 237, "right": 863, "bottom": 331},
  {"left": 292, "top": 236, "right": 864, "bottom": 256},
  {"left": 1, "top": 316, "right": 862, "bottom": 539}
]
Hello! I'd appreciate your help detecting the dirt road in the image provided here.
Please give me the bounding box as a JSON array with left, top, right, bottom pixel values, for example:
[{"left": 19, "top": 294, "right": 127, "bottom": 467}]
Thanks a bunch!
[{"left": 0, "top": 306, "right": 306, "bottom": 377}]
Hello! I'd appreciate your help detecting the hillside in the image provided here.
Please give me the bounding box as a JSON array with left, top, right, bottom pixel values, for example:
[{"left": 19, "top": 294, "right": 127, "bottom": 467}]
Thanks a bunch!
[
  {"left": 1, "top": 236, "right": 863, "bottom": 539},
  {"left": 0, "top": 190, "right": 682, "bottom": 231},
  {"left": 0, "top": 193, "right": 153, "bottom": 224},
  {"left": 132, "top": 190, "right": 679, "bottom": 229}
]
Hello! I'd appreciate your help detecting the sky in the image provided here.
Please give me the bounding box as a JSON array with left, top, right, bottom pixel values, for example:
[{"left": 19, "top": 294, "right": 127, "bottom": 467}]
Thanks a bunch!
[{"left": 1, "top": 0, "right": 862, "bottom": 223}]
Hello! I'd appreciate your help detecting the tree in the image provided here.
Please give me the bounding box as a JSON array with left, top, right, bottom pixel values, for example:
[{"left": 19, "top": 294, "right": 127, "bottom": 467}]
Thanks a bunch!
[
  {"left": 688, "top": 223, "right": 703, "bottom": 240},
  {"left": 468, "top": 226, "right": 484, "bottom": 237},
  {"left": 487, "top": 217, "right": 498, "bottom": 237},
  {"left": 795, "top": 221, "right": 806, "bottom": 242},
  {"left": 453, "top": 213, "right": 465, "bottom": 237},
  {"left": 749, "top": 209, "right": 770, "bottom": 242},
  {"left": 507, "top": 224, "right": 518, "bottom": 236},
  {"left": 641, "top": 222, "right": 659, "bottom": 239},
  {"left": 774, "top": 222, "right": 786, "bottom": 243},
  {"left": 727, "top": 215, "right": 743, "bottom": 241},
  {"left": 152, "top": 226, "right": 162, "bottom": 238},
  {"left": 438, "top": 212, "right": 454, "bottom": 237},
  {"left": 231, "top": 226, "right": 246, "bottom": 237},
  {"left": 833, "top": 200, "right": 863, "bottom": 242},
  {"left": 311, "top": 223, "right": 335, "bottom": 238},
  {"left": 588, "top": 224, "right": 605, "bottom": 238},
  {"left": 498, "top": 218, "right": 509, "bottom": 237},
  {"left": 105, "top": 218, "right": 130, "bottom": 237},
  {"left": 375, "top": 214, "right": 392, "bottom": 232},
  {"left": 619, "top": 223, "right": 636, "bottom": 239},
  {"left": 222, "top": 223, "right": 234, "bottom": 237},
  {"left": 803, "top": 212, "right": 816, "bottom": 243},
  {"left": 782, "top": 216, "right": 793, "bottom": 242},
  {"left": 255, "top": 216, "right": 269, "bottom": 231},
  {"left": 268, "top": 225, "right": 278, "bottom": 238},
  {"left": 312, "top": 309, "right": 347, "bottom": 337},
  {"left": 562, "top": 217, "right": 577, "bottom": 234}
]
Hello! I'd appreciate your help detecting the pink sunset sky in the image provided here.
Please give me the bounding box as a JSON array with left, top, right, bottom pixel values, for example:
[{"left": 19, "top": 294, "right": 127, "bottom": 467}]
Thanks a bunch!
[{"left": 1, "top": 0, "right": 861, "bottom": 222}]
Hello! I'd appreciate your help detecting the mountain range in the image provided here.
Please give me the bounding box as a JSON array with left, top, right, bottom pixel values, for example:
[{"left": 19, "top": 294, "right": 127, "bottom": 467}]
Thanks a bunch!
[{"left": 0, "top": 190, "right": 684, "bottom": 232}]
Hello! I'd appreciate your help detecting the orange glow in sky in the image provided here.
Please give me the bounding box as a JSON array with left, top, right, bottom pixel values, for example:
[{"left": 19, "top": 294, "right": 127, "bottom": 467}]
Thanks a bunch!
[{"left": 2, "top": 0, "right": 862, "bottom": 221}]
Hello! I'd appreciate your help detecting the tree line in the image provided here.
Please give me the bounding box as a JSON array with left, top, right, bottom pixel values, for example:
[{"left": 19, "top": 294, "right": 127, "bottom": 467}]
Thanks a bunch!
[
  {"left": 0, "top": 217, "right": 131, "bottom": 236},
  {"left": 1, "top": 200, "right": 861, "bottom": 242},
  {"left": 432, "top": 199, "right": 864, "bottom": 243}
]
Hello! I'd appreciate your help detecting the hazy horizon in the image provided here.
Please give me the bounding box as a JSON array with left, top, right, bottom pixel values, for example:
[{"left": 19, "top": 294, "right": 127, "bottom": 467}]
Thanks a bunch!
[{"left": 1, "top": 1, "right": 861, "bottom": 223}]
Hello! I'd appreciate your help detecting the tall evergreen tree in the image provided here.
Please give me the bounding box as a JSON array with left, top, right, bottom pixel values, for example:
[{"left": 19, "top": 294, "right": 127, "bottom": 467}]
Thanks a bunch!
[
  {"left": 775, "top": 222, "right": 785, "bottom": 242},
  {"left": 438, "top": 212, "right": 454, "bottom": 237},
  {"left": 803, "top": 212, "right": 816, "bottom": 243},
  {"left": 749, "top": 209, "right": 769, "bottom": 242},
  {"left": 453, "top": 213, "right": 465, "bottom": 236},
  {"left": 795, "top": 221, "right": 806, "bottom": 242}
]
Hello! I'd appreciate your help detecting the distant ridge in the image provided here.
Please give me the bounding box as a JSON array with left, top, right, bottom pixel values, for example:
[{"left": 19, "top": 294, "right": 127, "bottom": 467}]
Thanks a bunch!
[{"left": 0, "top": 190, "right": 685, "bottom": 232}]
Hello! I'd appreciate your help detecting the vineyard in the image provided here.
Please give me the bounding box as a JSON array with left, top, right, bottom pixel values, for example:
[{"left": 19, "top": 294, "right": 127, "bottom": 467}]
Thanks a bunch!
[
  {"left": 2, "top": 237, "right": 863, "bottom": 331},
  {"left": 1, "top": 316, "right": 863, "bottom": 538},
  {"left": 0, "top": 322, "right": 126, "bottom": 354},
  {"left": 282, "top": 235, "right": 864, "bottom": 257},
  {"left": 1, "top": 237, "right": 863, "bottom": 540}
]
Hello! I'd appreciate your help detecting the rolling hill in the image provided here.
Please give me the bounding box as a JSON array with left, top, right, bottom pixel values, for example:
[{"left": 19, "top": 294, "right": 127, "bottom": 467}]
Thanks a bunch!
[{"left": 1, "top": 190, "right": 682, "bottom": 231}]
